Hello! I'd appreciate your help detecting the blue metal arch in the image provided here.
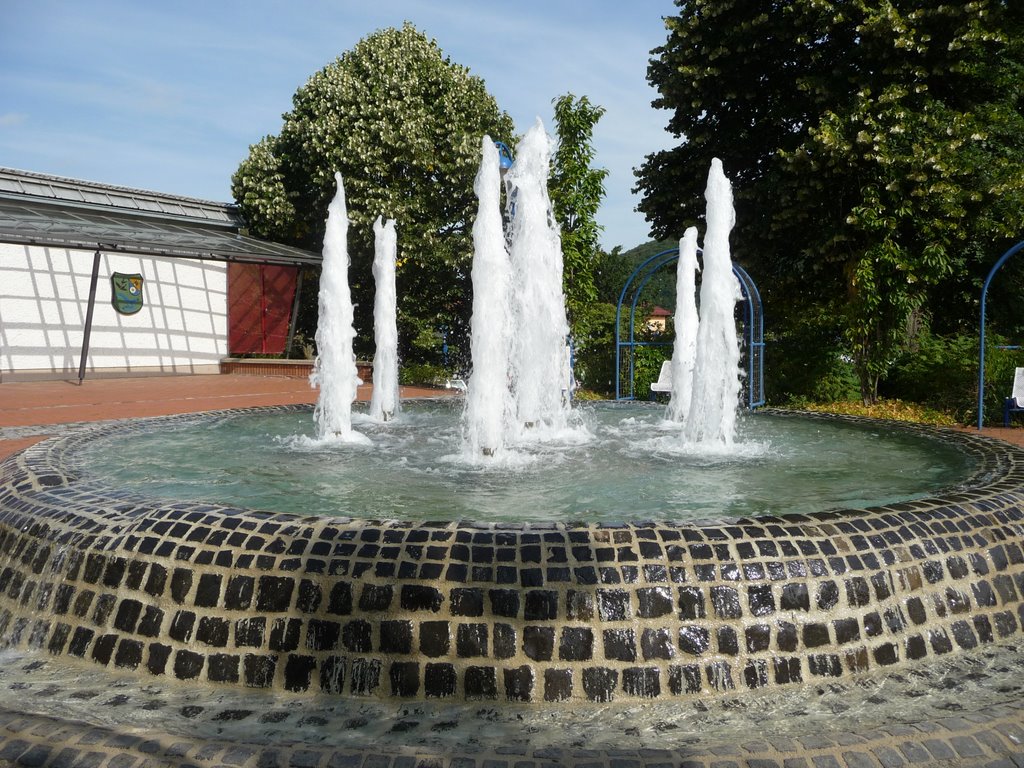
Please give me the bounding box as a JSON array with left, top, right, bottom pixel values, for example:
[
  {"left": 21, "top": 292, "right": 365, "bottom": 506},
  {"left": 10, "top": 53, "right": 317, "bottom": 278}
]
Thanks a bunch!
[
  {"left": 977, "top": 239, "right": 1024, "bottom": 428},
  {"left": 614, "top": 247, "right": 765, "bottom": 408}
]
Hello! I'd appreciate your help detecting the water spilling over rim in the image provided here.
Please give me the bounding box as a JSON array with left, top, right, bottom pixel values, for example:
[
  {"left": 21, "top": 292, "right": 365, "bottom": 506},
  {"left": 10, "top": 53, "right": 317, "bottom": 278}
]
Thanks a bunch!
[{"left": 73, "top": 402, "right": 978, "bottom": 524}]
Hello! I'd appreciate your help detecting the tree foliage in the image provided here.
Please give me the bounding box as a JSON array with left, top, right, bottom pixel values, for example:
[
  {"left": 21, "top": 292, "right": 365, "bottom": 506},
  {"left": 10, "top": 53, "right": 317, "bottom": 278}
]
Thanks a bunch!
[
  {"left": 232, "top": 23, "right": 514, "bottom": 363},
  {"left": 550, "top": 94, "right": 609, "bottom": 328},
  {"left": 636, "top": 0, "right": 1024, "bottom": 404},
  {"left": 548, "top": 94, "right": 611, "bottom": 391}
]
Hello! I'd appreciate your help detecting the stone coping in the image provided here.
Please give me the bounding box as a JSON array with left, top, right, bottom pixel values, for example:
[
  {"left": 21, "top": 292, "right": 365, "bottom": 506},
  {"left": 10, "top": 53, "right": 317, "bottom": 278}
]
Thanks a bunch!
[{"left": 0, "top": 407, "right": 1023, "bottom": 764}]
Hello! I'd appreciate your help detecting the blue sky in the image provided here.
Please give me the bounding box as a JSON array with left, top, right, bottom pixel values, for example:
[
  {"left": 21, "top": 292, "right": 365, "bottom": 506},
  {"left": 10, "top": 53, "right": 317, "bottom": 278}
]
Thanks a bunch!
[{"left": 0, "top": 0, "right": 678, "bottom": 250}]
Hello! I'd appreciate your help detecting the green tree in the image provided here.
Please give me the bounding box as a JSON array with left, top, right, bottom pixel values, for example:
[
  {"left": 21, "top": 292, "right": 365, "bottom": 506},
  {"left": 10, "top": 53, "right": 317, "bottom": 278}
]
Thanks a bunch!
[
  {"left": 549, "top": 94, "right": 609, "bottom": 332},
  {"left": 549, "top": 94, "right": 610, "bottom": 394},
  {"left": 636, "top": 0, "right": 1024, "bottom": 404},
  {"left": 232, "top": 23, "right": 515, "bottom": 364}
]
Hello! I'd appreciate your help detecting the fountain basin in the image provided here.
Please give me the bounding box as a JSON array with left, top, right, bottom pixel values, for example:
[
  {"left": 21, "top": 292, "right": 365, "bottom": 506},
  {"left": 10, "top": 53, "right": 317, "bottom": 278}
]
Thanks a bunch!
[
  {"left": 0, "top": 407, "right": 1023, "bottom": 764},
  {"left": 73, "top": 402, "right": 976, "bottom": 523}
]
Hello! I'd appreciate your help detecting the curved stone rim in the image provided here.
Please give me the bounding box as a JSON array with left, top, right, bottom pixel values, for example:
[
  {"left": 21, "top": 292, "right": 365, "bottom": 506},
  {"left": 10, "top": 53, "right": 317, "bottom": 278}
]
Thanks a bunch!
[{"left": 1, "top": 405, "right": 1024, "bottom": 708}]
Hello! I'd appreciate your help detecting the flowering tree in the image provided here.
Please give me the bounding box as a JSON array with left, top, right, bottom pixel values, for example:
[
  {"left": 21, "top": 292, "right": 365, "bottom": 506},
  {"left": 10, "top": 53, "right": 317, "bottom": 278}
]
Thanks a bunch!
[{"left": 232, "top": 23, "right": 515, "bottom": 363}]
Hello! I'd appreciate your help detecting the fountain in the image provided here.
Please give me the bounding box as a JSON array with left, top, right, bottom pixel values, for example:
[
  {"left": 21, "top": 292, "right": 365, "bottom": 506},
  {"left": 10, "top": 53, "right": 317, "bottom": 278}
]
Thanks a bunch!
[
  {"left": 0, "top": 145, "right": 1022, "bottom": 766},
  {"left": 463, "top": 137, "right": 513, "bottom": 458},
  {"left": 368, "top": 216, "right": 399, "bottom": 423},
  {"left": 667, "top": 227, "right": 700, "bottom": 424},
  {"left": 504, "top": 119, "right": 574, "bottom": 435},
  {"left": 684, "top": 158, "right": 743, "bottom": 446},
  {"left": 309, "top": 172, "right": 366, "bottom": 443}
]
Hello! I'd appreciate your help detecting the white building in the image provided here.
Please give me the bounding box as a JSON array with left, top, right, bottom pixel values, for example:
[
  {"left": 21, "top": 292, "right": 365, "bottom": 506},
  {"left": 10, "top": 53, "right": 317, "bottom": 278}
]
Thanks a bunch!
[{"left": 0, "top": 168, "right": 318, "bottom": 382}]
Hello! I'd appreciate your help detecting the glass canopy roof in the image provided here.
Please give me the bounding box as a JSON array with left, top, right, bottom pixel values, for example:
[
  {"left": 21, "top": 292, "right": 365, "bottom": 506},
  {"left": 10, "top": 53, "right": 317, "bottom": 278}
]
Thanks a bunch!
[{"left": 0, "top": 168, "right": 320, "bottom": 267}]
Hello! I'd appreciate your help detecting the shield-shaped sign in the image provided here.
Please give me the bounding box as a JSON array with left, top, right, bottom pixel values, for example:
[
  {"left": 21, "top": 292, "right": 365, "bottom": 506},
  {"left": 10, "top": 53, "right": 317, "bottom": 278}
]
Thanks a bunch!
[{"left": 111, "top": 272, "right": 144, "bottom": 315}]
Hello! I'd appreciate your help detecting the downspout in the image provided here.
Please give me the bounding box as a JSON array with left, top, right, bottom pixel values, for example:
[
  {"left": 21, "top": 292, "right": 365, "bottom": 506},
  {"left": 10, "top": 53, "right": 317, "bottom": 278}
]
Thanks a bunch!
[{"left": 77, "top": 249, "right": 103, "bottom": 385}]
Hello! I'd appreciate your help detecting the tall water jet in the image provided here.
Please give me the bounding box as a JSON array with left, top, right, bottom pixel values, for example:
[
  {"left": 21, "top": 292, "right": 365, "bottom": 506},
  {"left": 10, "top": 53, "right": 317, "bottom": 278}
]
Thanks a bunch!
[
  {"left": 506, "top": 119, "right": 573, "bottom": 433},
  {"left": 684, "top": 159, "right": 742, "bottom": 445},
  {"left": 309, "top": 172, "right": 366, "bottom": 443},
  {"left": 369, "top": 216, "right": 399, "bottom": 423},
  {"left": 666, "top": 226, "right": 700, "bottom": 423},
  {"left": 464, "top": 137, "right": 513, "bottom": 457}
]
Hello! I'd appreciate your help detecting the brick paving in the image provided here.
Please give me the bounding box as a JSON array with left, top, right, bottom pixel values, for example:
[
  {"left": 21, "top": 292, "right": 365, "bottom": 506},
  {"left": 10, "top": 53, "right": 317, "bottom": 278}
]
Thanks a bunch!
[{"left": 0, "top": 374, "right": 449, "bottom": 459}]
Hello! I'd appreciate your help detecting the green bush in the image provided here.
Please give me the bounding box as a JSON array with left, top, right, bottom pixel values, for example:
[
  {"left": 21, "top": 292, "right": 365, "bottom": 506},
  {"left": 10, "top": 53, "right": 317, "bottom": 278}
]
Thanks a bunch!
[
  {"left": 399, "top": 362, "right": 453, "bottom": 387},
  {"left": 629, "top": 345, "right": 671, "bottom": 400},
  {"left": 765, "top": 310, "right": 860, "bottom": 405},
  {"left": 887, "top": 331, "right": 1024, "bottom": 425}
]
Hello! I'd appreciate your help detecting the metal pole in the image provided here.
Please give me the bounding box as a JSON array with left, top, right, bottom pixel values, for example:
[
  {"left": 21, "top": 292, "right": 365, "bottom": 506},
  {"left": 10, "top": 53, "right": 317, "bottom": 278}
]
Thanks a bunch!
[{"left": 77, "top": 250, "right": 102, "bottom": 385}]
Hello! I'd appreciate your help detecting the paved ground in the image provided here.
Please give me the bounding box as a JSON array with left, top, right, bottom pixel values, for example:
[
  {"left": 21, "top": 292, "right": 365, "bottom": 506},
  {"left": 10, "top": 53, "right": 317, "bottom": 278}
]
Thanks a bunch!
[{"left": 0, "top": 374, "right": 451, "bottom": 460}]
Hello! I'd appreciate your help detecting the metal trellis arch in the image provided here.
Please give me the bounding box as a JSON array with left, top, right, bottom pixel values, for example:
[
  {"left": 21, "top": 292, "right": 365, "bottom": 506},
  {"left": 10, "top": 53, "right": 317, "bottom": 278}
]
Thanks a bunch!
[
  {"left": 614, "top": 247, "right": 765, "bottom": 408},
  {"left": 976, "top": 239, "right": 1024, "bottom": 429}
]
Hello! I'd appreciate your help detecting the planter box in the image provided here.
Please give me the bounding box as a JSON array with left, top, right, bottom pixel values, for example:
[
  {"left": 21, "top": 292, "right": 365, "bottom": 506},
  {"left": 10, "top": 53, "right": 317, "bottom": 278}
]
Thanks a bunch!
[{"left": 221, "top": 358, "right": 373, "bottom": 381}]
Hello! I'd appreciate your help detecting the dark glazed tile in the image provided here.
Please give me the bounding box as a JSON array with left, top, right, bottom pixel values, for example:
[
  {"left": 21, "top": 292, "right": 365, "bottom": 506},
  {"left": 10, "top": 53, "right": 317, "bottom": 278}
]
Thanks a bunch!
[
  {"left": 638, "top": 586, "right": 673, "bottom": 618},
  {"left": 493, "top": 623, "right": 516, "bottom": 659},
  {"left": 380, "top": 620, "right": 413, "bottom": 654},
  {"left": 283, "top": 654, "right": 315, "bottom": 692},
  {"left": 296, "top": 580, "right": 322, "bottom": 613},
  {"left": 582, "top": 667, "right": 617, "bottom": 702},
  {"left": 350, "top": 658, "right": 381, "bottom": 695},
  {"left": 488, "top": 589, "right": 520, "bottom": 618},
  {"left": 669, "top": 664, "right": 702, "bottom": 694},
  {"left": 523, "top": 626, "right": 555, "bottom": 661},
  {"left": 465, "top": 666, "right": 497, "bottom": 699},
  {"left": 678, "top": 625, "right": 710, "bottom": 655},
  {"left": 195, "top": 573, "right": 222, "bottom": 608},
  {"left": 780, "top": 583, "right": 809, "bottom": 612},
  {"left": 173, "top": 650, "right": 205, "bottom": 680},
  {"left": 710, "top": 586, "right": 742, "bottom": 619},
  {"left": 319, "top": 656, "right": 345, "bottom": 694},
  {"left": 256, "top": 576, "right": 295, "bottom": 612},
  {"left": 745, "top": 624, "right": 770, "bottom": 653},
  {"left": 591, "top": 587, "right": 629, "bottom": 621},
  {"left": 224, "top": 576, "right": 254, "bottom": 610},
  {"left": 544, "top": 668, "right": 573, "bottom": 701},
  {"left": 419, "top": 621, "right": 451, "bottom": 658},
  {"left": 269, "top": 618, "right": 301, "bottom": 652},
  {"left": 622, "top": 667, "right": 660, "bottom": 697},
  {"left": 424, "top": 662, "right": 456, "bottom": 698},
  {"left": 641, "top": 627, "right": 675, "bottom": 660},
  {"left": 747, "top": 584, "right": 776, "bottom": 616},
  {"left": 558, "top": 626, "right": 594, "bottom": 662},
  {"left": 566, "top": 590, "right": 594, "bottom": 620},
  {"left": 717, "top": 626, "right": 739, "bottom": 655},
  {"left": 456, "top": 623, "right": 489, "bottom": 658},
  {"left": 449, "top": 588, "right": 483, "bottom": 616},
  {"left": 603, "top": 628, "right": 637, "bottom": 661},
  {"left": 207, "top": 653, "right": 240, "bottom": 683},
  {"left": 524, "top": 590, "right": 558, "bottom": 621},
  {"left": 504, "top": 665, "right": 534, "bottom": 702},
  {"left": 678, "top": 586, "right": 706, "bottom": 620},
  {"left": 401, "top": 584, "right": 443, "bottom": 612}
]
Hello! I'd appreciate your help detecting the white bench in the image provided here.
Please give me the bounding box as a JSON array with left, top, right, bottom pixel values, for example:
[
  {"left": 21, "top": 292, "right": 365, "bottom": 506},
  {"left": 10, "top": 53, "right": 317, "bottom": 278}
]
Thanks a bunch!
[
  {"left": 1003, "top": 367, "right": 1024, "bottom": 426},
  {"left": 649, "top": 360, "right": 672, "bottom": 397}
]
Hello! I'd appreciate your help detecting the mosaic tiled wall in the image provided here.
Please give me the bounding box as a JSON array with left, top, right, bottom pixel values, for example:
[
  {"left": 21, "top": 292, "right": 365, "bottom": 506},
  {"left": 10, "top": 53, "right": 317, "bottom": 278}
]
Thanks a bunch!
[{"left": 0, "top": 408, "right": 1023, "bottom": 705}]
